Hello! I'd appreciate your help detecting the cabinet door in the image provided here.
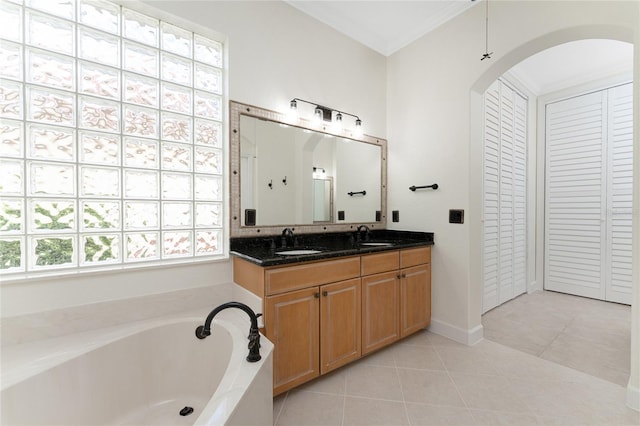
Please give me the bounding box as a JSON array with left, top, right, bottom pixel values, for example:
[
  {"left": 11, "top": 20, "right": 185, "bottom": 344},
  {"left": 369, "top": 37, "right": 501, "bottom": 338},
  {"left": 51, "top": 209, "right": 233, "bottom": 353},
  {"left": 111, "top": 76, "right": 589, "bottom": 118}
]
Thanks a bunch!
[
  {"left": 320, "top": 278, "right": 361, "bottom": 374},
  {"left": 266, "top": 287, "right": 319, "bottom": 395},
  {"left": 362, "top": 271, "right": 399, "bottom": 355},
  {"left": 400, "top": 264, "right": 431, "bottom": 337}
]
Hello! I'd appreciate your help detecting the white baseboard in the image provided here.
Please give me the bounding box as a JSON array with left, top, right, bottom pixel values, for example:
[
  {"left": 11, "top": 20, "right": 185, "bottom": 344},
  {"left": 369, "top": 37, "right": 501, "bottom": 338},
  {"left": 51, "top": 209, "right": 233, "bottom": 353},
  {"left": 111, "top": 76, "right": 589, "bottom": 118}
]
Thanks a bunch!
[
  {"left": 428, "top": 319, "right": 484, "bottom": 346},
  {"left": 627, "top": 382, "right": 640, "bottom": 412}
]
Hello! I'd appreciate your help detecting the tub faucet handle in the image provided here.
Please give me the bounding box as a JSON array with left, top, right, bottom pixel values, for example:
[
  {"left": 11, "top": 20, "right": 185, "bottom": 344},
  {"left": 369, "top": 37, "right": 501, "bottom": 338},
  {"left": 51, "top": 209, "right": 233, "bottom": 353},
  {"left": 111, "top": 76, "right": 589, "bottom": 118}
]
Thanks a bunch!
[
  {"left": 195, "top": 325, "right": 211, "bottom": 339},
  {"left": 247, "top": 333, "right": 262, "bottom": 363}
]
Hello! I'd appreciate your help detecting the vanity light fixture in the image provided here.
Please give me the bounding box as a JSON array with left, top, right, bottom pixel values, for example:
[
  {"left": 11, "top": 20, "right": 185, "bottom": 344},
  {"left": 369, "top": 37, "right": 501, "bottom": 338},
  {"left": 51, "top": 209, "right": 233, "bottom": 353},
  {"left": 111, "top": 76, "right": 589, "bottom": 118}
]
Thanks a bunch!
[{"left": 289, "top": 98, "right": 363, "bottom": 133}]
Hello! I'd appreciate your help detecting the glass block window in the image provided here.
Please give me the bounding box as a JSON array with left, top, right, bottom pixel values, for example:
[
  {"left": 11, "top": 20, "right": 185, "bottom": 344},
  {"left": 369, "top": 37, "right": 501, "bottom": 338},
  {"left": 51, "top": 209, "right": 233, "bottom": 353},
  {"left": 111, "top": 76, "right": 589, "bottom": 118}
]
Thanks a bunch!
[{"left": 0, "top": 0, "right": 225, "bottom": 276}]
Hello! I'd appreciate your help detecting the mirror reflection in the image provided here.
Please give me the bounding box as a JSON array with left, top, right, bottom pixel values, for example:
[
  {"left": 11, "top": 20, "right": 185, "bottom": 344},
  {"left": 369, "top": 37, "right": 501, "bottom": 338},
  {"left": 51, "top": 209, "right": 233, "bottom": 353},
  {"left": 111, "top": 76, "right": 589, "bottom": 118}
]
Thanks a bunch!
[
  {"left": 312, "top": 177, "right": 333, "bottom": 223},
  {"left": 230, "top": 101, "right": 387, "bottom": 237}
]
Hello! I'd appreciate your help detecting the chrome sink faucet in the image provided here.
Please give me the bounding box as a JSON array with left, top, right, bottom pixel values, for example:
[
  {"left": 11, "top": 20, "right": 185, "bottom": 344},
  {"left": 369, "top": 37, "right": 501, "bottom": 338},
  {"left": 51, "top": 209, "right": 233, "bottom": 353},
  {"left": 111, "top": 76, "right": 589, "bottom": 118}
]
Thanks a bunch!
[
  {"left": 281, "top": 227, "right": 294, "bottom": 248},
  {"left": 355, "top": 224, "right": 370, "bottom": 243}
]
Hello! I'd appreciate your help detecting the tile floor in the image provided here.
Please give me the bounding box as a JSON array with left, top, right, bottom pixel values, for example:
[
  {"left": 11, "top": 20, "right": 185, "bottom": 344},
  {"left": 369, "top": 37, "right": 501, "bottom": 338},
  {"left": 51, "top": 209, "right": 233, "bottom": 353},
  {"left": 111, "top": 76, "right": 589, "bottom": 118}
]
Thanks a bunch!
[
  {"left": 482, "top": 290, "right": 631, "bottom": 387},
  {"left": 272, "top": 291, "right": 638, "bottom": 425}
]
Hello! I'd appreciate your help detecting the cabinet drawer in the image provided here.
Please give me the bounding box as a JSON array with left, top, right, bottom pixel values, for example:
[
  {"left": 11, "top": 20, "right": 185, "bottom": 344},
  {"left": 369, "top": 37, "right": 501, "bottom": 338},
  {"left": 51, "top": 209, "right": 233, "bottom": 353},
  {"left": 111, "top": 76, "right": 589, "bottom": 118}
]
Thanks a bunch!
[
  {"left": 361, "top": 251, "right": 399, "bottom": 276},
  {"left": 265, "top": 256, "right": 361, "bottom": 295},
  {"left": 400, "top": 246, "right": 431, "bottom": 268}
]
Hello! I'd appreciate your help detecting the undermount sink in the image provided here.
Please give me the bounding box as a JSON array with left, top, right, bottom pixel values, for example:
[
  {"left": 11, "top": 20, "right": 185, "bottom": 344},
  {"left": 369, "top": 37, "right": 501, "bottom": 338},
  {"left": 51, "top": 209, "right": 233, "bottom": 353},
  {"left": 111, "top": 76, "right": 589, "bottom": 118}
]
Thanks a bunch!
[
  {"left": 275, "top": 249, "right": 323, "bottom": 256},
  {"left": 359, "top": 242, "right": 393, "bottom": 247}
]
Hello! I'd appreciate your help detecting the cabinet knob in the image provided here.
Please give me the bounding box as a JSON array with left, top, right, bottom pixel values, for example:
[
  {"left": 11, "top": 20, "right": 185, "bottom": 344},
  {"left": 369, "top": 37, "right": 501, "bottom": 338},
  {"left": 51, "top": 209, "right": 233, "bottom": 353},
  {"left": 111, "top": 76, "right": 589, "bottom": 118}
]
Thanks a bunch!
[
  {"left": 397, "top": 274, "right": 401, "bottom": 279},
  {"left": 322, "top": 290, "right": 328, "bottom": 297},
  {"left": 314, "top": 292, "right": 320, "bottom": 298}
]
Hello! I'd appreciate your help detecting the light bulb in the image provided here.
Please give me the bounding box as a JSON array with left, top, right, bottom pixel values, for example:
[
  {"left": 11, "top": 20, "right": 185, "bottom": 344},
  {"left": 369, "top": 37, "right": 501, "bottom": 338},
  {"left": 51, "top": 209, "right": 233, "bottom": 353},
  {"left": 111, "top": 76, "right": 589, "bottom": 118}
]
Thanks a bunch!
[
  {"left": 287, "top": 99, "right": 298, "bottom": 121},
  {"left": 354, "top": 118, "right": 363, "bottom": 137},
  {"left": 333, "top": 112, "right": 343, "bottom": 130}
]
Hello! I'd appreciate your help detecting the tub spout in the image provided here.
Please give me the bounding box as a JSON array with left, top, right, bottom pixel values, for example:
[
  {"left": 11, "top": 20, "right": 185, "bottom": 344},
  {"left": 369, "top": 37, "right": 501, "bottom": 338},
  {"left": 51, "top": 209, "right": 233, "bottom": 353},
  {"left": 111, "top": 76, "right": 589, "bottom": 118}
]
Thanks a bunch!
[{"left": 195, "top": 301, "right": 262, "bottom": 363}]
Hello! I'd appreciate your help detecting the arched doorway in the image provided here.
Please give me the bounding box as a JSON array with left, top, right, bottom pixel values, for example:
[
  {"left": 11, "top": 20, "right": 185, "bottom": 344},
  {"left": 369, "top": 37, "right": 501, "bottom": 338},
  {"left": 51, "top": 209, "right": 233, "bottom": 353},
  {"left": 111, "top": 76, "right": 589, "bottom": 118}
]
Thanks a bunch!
[{"left": 468, "top": 25, "right": 637, "bottom": 410}]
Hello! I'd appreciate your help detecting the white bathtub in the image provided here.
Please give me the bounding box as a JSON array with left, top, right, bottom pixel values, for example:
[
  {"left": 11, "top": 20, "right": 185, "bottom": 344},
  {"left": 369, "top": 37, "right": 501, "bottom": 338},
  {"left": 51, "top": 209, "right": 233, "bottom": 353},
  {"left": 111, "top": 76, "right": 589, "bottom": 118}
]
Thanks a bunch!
[{"left": 0, "top": 309, "right": 273, "bottom": 425}]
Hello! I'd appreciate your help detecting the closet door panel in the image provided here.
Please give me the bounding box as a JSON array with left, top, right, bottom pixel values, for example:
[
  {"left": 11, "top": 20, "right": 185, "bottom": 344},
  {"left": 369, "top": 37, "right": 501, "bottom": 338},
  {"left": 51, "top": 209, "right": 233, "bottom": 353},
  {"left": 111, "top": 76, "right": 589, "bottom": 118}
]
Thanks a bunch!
[
  {"left": 499, "top": 87, "right": 515, "bottom": 305},
  {"left": 606, "top": 83, "right": 633, "bottom": 304},
  {"left": 545, "top": 91, "right": 607, "bottom": 300},
  {"left": 482, "top": 81, "right": 501, "bottom": 312},
  {"left": 513, "top": 94, "right": 527, "bottom": 297},
  {"left": 482, "top": 80, "right": 527, "bottom": 313}
]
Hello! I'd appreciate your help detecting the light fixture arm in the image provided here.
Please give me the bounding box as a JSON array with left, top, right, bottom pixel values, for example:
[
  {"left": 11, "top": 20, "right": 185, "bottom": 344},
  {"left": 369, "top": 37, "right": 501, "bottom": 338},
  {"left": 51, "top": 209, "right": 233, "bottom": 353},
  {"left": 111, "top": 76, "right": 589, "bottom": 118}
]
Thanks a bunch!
[
  {"left": 333, "top": 109, "right": 361, "bottom": 122},
  {"left": 290, "top": 98, "right": 362, "bottom": 126}
]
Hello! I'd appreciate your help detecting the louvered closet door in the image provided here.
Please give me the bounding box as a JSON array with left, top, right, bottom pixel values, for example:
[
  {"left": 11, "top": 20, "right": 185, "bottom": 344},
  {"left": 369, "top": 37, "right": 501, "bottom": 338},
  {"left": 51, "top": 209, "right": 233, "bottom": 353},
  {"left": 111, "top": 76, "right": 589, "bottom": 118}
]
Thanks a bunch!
[
  {"left": 482, "top": 80, "right": 527, "bottom": 313},
  {"left": 513, "top": 94, "right": 527, "bottom": 297},
  {"left": 545, "top": 91, "right": 607, "bottom": 300},
  {"left": 545, "top": 83, "right": 633, "bottom": 304},
  {"left": 606, "top": 83, "right": 633, "bottom": 304},
  {"left": 498, "top": 86, "right": 515, "bottom": 305},
  {"left": 483, "top": 82, "right": 501, "bottom": 311}
]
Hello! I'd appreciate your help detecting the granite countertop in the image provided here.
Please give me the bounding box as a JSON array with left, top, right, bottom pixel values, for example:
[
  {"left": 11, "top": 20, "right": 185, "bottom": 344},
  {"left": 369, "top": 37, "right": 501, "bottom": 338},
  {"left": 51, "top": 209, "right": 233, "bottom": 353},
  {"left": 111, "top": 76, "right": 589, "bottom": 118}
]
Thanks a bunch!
[{"left": 230, "top": 230, "right": 434, "bottom": 266}]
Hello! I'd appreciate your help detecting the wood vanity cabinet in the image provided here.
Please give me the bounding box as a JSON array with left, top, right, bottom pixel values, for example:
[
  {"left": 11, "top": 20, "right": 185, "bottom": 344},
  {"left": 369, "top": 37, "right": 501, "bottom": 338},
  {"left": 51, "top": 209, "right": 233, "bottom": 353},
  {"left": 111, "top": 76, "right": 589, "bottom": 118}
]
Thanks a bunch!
[
  {"left": 361, "top": 246, "right": 431, "bottom": 354},
  {"left": 232, "top": 245, "right": 430, "bottom": 396},
  {"left": 361, "top": 252, "right": 401, "bottom": 354},
  {"left": 235, "top": 256, "right": 361, "bottom": 395},
  {"left": 265, "top": 286, "right": 319, "bottom": 394},
  {"left": 265, "top": 277, "right": 361, "bottom": 395}
]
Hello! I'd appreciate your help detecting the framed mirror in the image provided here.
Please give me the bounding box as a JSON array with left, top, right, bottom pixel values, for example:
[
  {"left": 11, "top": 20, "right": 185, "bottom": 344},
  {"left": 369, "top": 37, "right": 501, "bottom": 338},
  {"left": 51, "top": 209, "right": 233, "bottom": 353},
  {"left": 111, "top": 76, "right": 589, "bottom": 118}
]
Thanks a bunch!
[{"left": 230, "top": 101, "right": 387, "bottom": 237}]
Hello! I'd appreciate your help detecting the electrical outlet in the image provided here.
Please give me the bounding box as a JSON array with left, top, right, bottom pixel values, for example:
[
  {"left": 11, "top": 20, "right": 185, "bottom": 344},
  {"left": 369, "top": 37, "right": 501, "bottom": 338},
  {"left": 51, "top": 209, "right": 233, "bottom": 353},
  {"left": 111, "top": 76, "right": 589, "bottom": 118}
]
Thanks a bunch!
[
  {"left": 244, "top": 209, "right": 256, "bottom": 226},
  {"left": 449, "top": 209, "right": 464, "bottom": 224}
]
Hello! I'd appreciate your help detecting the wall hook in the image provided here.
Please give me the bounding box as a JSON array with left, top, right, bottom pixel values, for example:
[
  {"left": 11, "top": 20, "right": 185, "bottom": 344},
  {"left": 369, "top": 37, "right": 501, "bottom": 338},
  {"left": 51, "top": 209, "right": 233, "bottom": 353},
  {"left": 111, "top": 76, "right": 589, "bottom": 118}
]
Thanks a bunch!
[
  {"left": 268, "top": 179, "right": 273, "bottom": 189},
  {"left": 282, "top": 176, "right": 287, "bottom": 185}
]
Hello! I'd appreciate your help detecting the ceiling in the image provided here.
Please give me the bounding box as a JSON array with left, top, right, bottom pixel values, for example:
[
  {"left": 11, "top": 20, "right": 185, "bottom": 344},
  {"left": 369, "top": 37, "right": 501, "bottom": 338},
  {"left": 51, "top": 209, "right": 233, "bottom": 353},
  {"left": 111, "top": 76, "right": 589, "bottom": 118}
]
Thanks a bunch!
[
  {"left": 286, "top": 0, "right": 475, "bottom": 57},
  {"left": 285, "top": 1, "right": 634, "bottom": 95}
]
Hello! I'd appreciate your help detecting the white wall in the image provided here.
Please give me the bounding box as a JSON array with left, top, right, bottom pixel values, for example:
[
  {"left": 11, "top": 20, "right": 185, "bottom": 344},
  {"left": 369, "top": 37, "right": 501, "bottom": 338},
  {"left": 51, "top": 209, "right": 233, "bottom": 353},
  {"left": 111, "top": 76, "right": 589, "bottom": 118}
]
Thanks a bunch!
[
  {"left": 386, "top": 0, "right": 638, "bottom": 405},
  {"left": 387, "top": 0, "right": 637, "bottom": 335},
  {"left": 1, "top": 0, "right": 387, "bottom": 318}
]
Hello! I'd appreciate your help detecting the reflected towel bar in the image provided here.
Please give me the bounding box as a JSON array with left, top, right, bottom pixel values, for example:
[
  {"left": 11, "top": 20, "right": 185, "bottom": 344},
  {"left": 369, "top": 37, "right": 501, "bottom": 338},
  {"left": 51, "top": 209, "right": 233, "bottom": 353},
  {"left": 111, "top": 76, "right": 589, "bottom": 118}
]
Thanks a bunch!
[
  {"left": 409, "top": 184, "right": 438, "bottom": 191},
  {"left": 348, "top": 190, "right": 367, "bottom": 196}
]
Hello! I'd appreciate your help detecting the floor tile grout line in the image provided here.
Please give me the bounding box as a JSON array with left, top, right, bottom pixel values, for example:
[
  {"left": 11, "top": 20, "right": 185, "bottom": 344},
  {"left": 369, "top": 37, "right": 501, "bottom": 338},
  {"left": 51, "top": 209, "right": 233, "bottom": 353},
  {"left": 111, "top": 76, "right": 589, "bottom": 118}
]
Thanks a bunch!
[
  {"left": 432, "top": 343, "right": 471, "bottom": 413},
  {"left": 536, "top": 313, "right": 573, "bottom": 357},
  {"left": 341, "top": 394, "right": 411, "bottom": 404},
  {"left": 273, "top": 391, "right": 288, "bottom": 426},
  {"left": 392, "top": 349, "right": 413, "bottom": 426},
  {"left": 341, "top": 366, "right": 347, "bottom": 426}
]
